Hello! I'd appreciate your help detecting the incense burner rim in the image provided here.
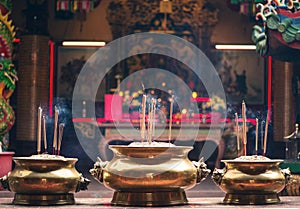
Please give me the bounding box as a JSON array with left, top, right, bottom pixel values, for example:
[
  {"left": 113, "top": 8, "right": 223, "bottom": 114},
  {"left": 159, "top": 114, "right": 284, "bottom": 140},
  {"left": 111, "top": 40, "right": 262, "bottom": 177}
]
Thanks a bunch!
[
  {"left": 13, "top": 156, "right": 78, "bottom": 162},
  {"left": 221, "top": 159, "right": 283, "bottom": 163},
  {"left": 109, "top": 145, "right": 193, "bottom": 149}
]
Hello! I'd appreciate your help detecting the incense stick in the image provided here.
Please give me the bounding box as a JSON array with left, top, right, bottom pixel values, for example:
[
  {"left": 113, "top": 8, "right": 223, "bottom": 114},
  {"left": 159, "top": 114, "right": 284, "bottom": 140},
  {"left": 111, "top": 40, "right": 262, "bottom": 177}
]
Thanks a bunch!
[
  {"left": 235, "top": 113, "right": 240, "bottom": 156},
  {"left": 242, "top": 101, "right": 247, "bottom": 156},
  {"left": 37, "top": 106, "right": 42, "bottom": 155},
  {"left": 255, "top": 118, "right": 258, "bottom": 155},
  {"left": 43, "top": 115, "right": 47, "bottom": 153},
  {"left": 53, "top": 106, "right": 59, "bottom": 155},
  {"left": 168, "top": 96, "right": 174, "bottom": 144},
  {"left": 152, "top": 98, "right": 156, "bottom": 139},
  {"left": 141, "top": 94, "right": 146, "bottom": 143},
  {"left": 263, "top": 111, "right": 269, "bottom": 156},
  {"left": 57, "top": 123, "right": 65, "bottom": 156},
  {"left": 147, "top": 104, "right": 151, "bottom": 144}
]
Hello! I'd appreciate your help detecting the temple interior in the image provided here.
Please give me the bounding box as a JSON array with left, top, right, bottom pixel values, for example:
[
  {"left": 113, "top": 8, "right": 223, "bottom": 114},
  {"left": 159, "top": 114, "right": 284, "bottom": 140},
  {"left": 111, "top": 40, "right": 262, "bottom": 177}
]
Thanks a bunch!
[{"left": 1, "top": 0, "right": 300, "bottom": 208}]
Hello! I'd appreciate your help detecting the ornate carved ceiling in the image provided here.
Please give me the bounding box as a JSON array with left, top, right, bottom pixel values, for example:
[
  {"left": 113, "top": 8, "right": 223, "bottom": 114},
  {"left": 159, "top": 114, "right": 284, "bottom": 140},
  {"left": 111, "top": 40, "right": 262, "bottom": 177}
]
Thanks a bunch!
[{"left": 106, "top": 0, "right": 219, "bottom": 47}]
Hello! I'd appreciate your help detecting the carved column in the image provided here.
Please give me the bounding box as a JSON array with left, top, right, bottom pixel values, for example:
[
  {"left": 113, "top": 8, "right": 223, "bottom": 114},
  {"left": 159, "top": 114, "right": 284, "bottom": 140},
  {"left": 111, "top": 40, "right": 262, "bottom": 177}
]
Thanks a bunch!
[
  {"left": 15, "top": 0, "right": 49, "bottom": 155},
  {"left": 273, "top": 60, "right": 294, "bottom": 141}
]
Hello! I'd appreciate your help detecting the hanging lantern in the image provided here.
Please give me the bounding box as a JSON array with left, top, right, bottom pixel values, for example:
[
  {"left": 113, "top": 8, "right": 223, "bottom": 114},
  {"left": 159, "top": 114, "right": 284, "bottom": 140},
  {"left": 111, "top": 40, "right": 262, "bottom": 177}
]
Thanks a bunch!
[
  {"left": 226, "top": 0, "right": 265, "bottom": 16},
  {"left": 56, "top": 0, "right": 101, "bottom": 12}
]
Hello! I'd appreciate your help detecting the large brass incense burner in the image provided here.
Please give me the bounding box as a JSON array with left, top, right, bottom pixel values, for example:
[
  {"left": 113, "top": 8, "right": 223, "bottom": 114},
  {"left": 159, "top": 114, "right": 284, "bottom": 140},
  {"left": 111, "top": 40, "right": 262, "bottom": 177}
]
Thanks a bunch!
[
  {"left": 90, "top": 145, "right": 211, "bottom": 206},
  {"left": 212, "top": 155, "right": 290, "bottom": 205},
  {"left": 0, "top": 154, "right": 90, "bottom": 205}
]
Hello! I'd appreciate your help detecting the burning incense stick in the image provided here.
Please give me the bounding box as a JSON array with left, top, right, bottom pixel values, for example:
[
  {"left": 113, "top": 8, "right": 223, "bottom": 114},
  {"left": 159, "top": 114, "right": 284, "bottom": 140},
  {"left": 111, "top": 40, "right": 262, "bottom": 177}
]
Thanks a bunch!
[
  {"left": 255, "top": 118, "right": 258, "bottom": 155},
  {"left": 263, "top": 111, "right": 269, "bottom": 156},
  {"left": 141, "top": 94, "right": 146, "bottom": 143},
  {"left": 37, "top": 106, "right": 42, "bottom": 154},
  {"left": 242, "top": 101, "right": 247, "bottom": 156},
  {"left": 57, "top": 123, "right": 65, "bottom": 156},
  {"left": 43, "top": 115, "right": 47, "bottom": 153},
  {"left": 168, "top": 96, "right": 174, "bottom": 143},
  {"left": 53, "top": 106, "right": 59, "bottom": 155},
  {"left": 235, "top": 113, "right": 240, "bottom": 155}
]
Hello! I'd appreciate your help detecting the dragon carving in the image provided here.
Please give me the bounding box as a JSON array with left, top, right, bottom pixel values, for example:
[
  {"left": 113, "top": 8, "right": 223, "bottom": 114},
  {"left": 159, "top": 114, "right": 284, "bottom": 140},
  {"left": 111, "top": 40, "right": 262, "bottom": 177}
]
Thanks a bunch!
[{"left": 0, "top": 0, "right": 17, "bottom": 150}]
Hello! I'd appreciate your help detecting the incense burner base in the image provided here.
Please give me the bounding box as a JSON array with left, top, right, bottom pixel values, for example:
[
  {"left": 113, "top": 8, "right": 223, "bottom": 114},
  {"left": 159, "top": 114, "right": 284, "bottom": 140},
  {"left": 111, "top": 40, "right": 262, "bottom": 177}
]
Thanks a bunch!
[
  {"left": 13, "top": 193, "right": 75, "bottom": 205},
  {"left": 223, "top": 193, "right": 280, "bottom": 205},
  {"left": 111, "top": 189, "right": 188, "bottom": 206}
]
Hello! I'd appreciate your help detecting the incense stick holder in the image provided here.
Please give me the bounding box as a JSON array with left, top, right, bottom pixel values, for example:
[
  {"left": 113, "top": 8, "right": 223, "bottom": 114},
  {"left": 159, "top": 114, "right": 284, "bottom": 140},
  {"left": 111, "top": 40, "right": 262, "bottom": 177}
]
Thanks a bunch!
[
  {"left": 90, "top": 145, "right": 210, "bottom": 206},
  {"left": 0, "top": 154, "right": 90, "bottom": 205},
  {"left": 212, "top": 155, "right": 290, "bottom": 205}
]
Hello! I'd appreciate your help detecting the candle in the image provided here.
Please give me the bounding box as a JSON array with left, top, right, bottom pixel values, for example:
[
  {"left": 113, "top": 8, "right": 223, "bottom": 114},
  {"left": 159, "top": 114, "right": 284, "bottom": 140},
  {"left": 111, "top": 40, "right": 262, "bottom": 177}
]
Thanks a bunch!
[
  {"left": 43, "top": 115, "right": 47, "bottom": 153},
  {"left": 255, "top": 118, "right": 258, "bottom": 155},
  {"left": 168, "top": 96, "right": 174, "bottom": 143},
  {"left": 53, "top": 106, "right": 59, "bottom": 155},
  {"left": 57, "top": 123, "right": 65, "bottom": 155},
  {"left": 242, "top": 101, "right": 247, "bottom": 156},
  {"left": 263, "top": 111, "right": 269, "bottom": 156},
  {"left": 141, "top": 94, "right": 146, "bottom": 143},
  {"left": 235, "top": 113, "right": 240, "bottom": 155},
  {"left": 37, "top": 106, "right": 42, "bottom": 154}
]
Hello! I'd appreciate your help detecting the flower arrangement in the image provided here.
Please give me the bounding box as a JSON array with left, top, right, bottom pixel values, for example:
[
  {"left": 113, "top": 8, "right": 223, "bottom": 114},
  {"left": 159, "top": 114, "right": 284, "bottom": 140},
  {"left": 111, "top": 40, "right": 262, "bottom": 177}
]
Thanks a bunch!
[
  {"left": 202, "top": 95, "right": 226, "bottom": 113},
  {"left": 119, "top": 90, "right": 143, "bottom": 113}
]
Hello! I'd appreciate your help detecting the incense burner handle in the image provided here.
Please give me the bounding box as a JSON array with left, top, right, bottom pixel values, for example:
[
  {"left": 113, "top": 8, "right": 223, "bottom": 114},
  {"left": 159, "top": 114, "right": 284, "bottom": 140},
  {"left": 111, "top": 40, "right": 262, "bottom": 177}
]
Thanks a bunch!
[
  {"left": 211, "top": 167, "right": 225, "bottom": 186},
  {"left": 89, "top": 157, "right": 108, "bottom": 183},
  {"left": 76, "top": 173, "right": 91, "bottom": 192},
  {"left": 281, "top": 168, "right": 291, "bottom": 185},
  {"left": 192, "top": 157, "right": 211, "bottom": 183},
  {"left": 0, "top": 173, "right": 11, "bottom": 191}
]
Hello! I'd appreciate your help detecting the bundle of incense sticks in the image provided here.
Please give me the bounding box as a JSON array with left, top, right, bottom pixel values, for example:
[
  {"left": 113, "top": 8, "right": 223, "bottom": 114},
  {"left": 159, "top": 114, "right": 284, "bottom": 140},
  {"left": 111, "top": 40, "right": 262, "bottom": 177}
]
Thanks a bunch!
[
  {"left": 51, "top": 106, "right": 66, "bottom": 155},
  {"left": 147, "top": 98, "right": 157, "bottom": 144},
  {"left": 37, "top": 106, "right": 65, "bottom": 155}
]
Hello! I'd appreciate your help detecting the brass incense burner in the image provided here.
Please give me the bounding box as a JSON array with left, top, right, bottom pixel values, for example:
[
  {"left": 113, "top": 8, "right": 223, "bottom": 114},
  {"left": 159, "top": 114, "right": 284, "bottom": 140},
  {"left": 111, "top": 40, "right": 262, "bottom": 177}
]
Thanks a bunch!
[
  {"left": 212, "top": 155, "right": 290, "bottom": 205},
  {"left": 90, "top": 145, "right": 211, "bottom": 206},
  {"left": 0, "top": 154, "right": 90, "bottom": 205}
]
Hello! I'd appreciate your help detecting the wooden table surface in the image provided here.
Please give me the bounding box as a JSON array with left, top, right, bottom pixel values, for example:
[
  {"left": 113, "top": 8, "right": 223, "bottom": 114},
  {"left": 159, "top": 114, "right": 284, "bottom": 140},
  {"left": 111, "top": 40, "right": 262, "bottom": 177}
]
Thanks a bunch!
[
  {"left": 1, "top": 175, "right": 298, "bottom": 209},
  {"left": 1, "top": 196, "right": 300, "bottom": 208}
]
